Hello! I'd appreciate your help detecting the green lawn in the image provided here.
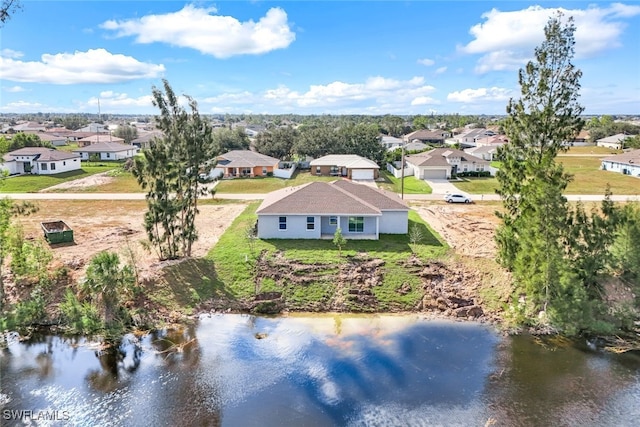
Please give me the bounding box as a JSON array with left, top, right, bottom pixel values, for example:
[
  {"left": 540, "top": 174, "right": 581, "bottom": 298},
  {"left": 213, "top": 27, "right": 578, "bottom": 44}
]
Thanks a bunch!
[
  {"left": 0, "top": 165, "right": 118, "bottom": 193},
  {"left": 378, "top": 171, "right": 432, "bottom": 194},
  {"left": 565, "top": 145, "right": 621, "bottom": 155},
  {"left": 454, "top": 156, "right": 640, "bottom": 195},
  {"left": 215, "top": 170, "right": 342, "bottom": 193},
  {"left": 209, "top": 203, "right": 448, "bottom": 311}
]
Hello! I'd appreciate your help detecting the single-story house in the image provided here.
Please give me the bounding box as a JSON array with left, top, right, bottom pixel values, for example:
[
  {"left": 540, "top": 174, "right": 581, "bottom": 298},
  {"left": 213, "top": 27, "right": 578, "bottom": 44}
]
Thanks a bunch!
[
  {"left": 456, "top": 128, "right": 497, "bottom": 148},
  {"left": 256, "top": 180, "right": 409, "bottom": 240},
  {"left": 131, "top": 131, "right": 164, "bottom": 149},
  {"left": 310, "top": 154, "right": 380, "bottom": 180},
  {"left": 77, "top": 135, "right": 125, "bottom": 147},
  {"left": 216, "top": 150, "right": 281, "bottom": 178},
  {"left": 18, "top": 131, "right": 68, "bottom": 147},
  {"left": 406, "top": 148, "right": 489, "bottom": 179},
  {"left": 402, "top": 129, "right": 449, "bottom": 145},
  {"left": 1, "top": 147, "right": 81, "bottom": 175},
  {"left": 601, "top": 149, "right": 640, "bottom": 177},
  {"left": 464, "top": 143, "right": 505, "bottom": 161},
  {"left": 381, "top": 135, "right": 404, "bottom": 150},
  {"left": 403, "top": 142, "right": 430, "bottom": 153},
  {"left": 73, "top": 141, "right": 138, "bottom": 161},
  {"left": 596, "top": 134, "right": 633, "bottom": 150}
]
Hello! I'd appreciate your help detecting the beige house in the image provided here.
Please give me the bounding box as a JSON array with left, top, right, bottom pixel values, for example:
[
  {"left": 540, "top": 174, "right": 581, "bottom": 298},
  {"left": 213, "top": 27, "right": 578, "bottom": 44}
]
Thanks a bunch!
[
  {"left": 596, "top": 134, "right": 632, "bottom": 150},
  {"left": 309, "top": 154, "right": 380, "bottom": 180},
  {"left": 406, "top": 148, "right": 489, "bottom": 179}
]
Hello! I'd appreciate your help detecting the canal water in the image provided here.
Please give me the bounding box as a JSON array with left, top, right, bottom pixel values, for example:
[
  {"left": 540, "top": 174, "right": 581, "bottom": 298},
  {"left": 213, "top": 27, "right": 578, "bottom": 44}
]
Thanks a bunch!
[{"left": 1, "top": 314, "right": 639, "bottom": 426}]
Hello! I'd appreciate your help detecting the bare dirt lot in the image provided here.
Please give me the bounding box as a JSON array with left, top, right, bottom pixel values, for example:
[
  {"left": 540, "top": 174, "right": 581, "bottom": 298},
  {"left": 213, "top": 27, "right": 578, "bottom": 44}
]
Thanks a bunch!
[
  {"left": 43, "top": 172, "right": 115, "bottom": 191},
  {"left": 412, "top": 202, "right": 501, "bottom": 258},
  {"left": 16, "top": 200, "right": 247, "bottom": 280}
]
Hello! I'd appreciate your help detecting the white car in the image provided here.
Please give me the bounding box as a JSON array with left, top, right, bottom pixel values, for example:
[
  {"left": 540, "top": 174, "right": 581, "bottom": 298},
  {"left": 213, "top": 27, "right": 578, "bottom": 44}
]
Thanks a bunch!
[{"left": 444, "top": 193, "right": 472, "bottom": 204}]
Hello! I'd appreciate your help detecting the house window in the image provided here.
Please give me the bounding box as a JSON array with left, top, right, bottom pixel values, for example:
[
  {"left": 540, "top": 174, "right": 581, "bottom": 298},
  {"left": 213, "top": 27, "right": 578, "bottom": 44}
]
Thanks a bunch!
[
  {"left": 279, "top": 216, "right": 287, "bottom": 230},
  {"left": 50, "top": 163, "right": 56, "bottom": 170},
  {"left": 330, "top": 165, "right": 339, "bottom": 176},
  {"left": 329, "top": 216, "right": 338, "bottom": 226},
  {"left": 41, "top": 163, "right": 47, "bottom": 171},
  {"left": 106, "top": 153, "right": 111, "bottom": 158},
  {"left": 316, "top": 166, "right": 321, "bottom": 175},
  {"left": 307, "top": 216, "right": 315, "bottom": 230},
  {"left": 348, "top": 217, "right": 364, "bottom": 233},
  {"left": 262, "top": 167, "right": 267, "bottom": 175},
  {"left": 463, "top": 165, "right": 468, "bottom": 172},
  {"left": 63, "top": 161, "right": 66, "bottom": 166},
  {"left": 242, "top": 168, "right": 251, "bottom": 176}
]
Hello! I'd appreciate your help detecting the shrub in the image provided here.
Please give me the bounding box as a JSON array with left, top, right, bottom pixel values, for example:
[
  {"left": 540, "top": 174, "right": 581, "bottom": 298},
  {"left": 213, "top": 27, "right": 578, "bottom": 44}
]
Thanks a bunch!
[{"left": 59, "top": 289, "right": 103, "bottom": 334}]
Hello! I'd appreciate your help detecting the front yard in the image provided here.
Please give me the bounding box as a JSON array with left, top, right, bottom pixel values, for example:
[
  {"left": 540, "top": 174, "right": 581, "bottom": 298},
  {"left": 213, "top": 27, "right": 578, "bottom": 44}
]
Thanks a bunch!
[
  {"left": 208, "top": 202, "right": 448, "bottom": 311},
  {"left": 377, "top": 171, "right": 432, "bottom": 194},
  {"left": 214, "top": 170, "right": 343, "bottom": 193},
  {"left": 0, "top": 165, "right": 118, "bottom": 193}
]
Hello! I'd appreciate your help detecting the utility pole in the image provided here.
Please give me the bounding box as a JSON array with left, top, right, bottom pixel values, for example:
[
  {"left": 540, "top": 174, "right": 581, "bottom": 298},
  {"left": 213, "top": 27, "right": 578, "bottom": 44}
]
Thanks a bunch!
[{"left": 400, "top": 139, "right": 405, "bottom": 199}]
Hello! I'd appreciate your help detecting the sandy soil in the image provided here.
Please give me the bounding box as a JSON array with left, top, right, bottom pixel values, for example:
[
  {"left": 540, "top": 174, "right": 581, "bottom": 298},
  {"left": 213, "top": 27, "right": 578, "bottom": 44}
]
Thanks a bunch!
[
  {"left": 42, "top": 172, "right": 115, "bottom": 191},
  {"left": 16, "top": 201, "right": 247, "bottom": 281},
  {"left": 412, "top": 203, "right": 500, "bottom": 258}
]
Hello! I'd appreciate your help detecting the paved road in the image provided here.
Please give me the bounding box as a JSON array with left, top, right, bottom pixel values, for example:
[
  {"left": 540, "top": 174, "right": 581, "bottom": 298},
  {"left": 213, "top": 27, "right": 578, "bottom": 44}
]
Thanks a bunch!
[{"left": 2, "top": 192, "right": 638, "bottom": 202}]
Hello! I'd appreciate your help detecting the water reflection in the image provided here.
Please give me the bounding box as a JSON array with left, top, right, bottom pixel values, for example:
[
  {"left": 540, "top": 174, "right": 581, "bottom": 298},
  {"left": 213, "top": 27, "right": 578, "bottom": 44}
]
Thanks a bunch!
[{"left": 0, "top": 314, "right": 638, "bottom": 427}]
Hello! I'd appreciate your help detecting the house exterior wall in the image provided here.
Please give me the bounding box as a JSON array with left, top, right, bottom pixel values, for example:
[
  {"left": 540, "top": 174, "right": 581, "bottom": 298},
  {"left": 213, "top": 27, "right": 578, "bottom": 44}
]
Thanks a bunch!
[
  {"left": 602, "top": 161, "right": 640, "bottom": 177},
  {"left": 34, "top": 158, "right": 81, "bottom": 175},
  {"left": 78, "top": 150, "right": 135, "bottom": 161},
  {"left": 597, "top": 141, "right": 622, "bottom": 149},
  {"left": 347, "top": 168, "right": 379, "bottom": 179},
  {"left": 379, "top": 211, "right": 408, "bottom": 234},
  {"left": 0, "top": 161, "right": 19, "bottom": 175},
  {"left": 257, "top": 215, "right": 322, "bottom": 239}
]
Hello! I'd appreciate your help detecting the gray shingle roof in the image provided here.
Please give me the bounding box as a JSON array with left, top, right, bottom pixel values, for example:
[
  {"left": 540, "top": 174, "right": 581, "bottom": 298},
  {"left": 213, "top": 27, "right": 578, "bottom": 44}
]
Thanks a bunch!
[
  {"left": 602, "top": 149, "right": 640, "bottom": 166},
  {"left": 256, "top": 180, "right": 408, "bottom": 216},
  {"left": 309, "top": 154, "right": 379, "bottom": 169},
  {"left": 4, "top": 147, "right": 80, "bottom": 162},
  {"left": 218, "top": 150, "right": 280, "bottom": 168},
  {"left": 406, "top": 148, "right": 488, "bottom": 167},
  {"left": 73, "top": 141, "right": 137, "bottom": 153}
]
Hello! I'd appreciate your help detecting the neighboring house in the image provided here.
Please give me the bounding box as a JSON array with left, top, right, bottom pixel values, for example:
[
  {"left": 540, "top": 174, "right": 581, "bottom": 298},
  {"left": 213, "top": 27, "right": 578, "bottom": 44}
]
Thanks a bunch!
[
  {"left": 601, "top": 149, "right": 640, "bottom": 177},
  {"left": 403, "top": 129, "right": 449, "bottom": 144},
  {"left": 1, "top": 147, "right": 81, "bottom": 175},
  {"left": 464, "top": 144, "right": 505, "bottom": 161},
  {"left": 572, "top": 130, "right": 590, "bottom": 143},
  {"left": 310, "top": 154, "right": 380, "bottom": 180},
  {"left": 403, "top": 142, "right": 430, "bottom": 153},
  {"left": 216, "top": 150, "right": 280, "bottom": 178},
  {"left": 596, "top": 133, "right": 633, "bottom": 150},
  {"left": 77, "top": 135, "right": 125, "bottom": 147},
  {"left": 21, "top": 131, "right": 68, "bottom": 147},
  {"left": 12, "top": 121, "right": 47, "bottom": 132},
  {"left": 406, "top": 148, "right": 489, "bottom": 179},
  {"left": 456, "top": 128, "right": 497, "bottom": 148},
  {"left": 131, "top": 131, "right": 164, "bottom": 149},
  {"left": 73, "top": 141, "right": 138, "bottom": 160},
  {"left": 474, "top": 135, "right": 508, "bottom": 147},
  {"left": 256, "top": 180, "right": 409, "bottom": 240},
  {"left": 381, "top": 135, "right": 404, "bottom": 150},
  {"left": 76, "top": 123, "right": 109, "bottom": 133}
]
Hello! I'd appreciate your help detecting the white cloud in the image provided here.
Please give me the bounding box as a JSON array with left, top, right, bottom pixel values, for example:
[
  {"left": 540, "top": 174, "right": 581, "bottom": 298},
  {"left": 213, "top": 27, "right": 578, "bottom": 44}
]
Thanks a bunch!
[
  {"left": 461, "top": 4, "right": 640, "bottom": 73},
  {"left": 0, "top": 101, "right": 45, "bottom": 112},
  {"left": 199, "top": 76, "right": 439, "bottom": 114},
  {"left": 417, "top": 58, "right": 435, "bottom": 66},
  {"left": 447, "top": 87, "right": 513, "bottom": 103},
  {"left": 5, "top": 85, "right": 26, "bottom": 92},
  {"left": 0, "top": 49, "right": 23, "bottom": 59},
  {"left": 101, "top": 5, "right": 295, "bottom": 58},
  {"left": 435, "top": 66, "right": 448, "bottom": 75},
  {"left": 88, "top": 92, "right": 155, "bottom": 110},
  {"left": 0, "top": 49, "right": 165, "bottom": 84}
]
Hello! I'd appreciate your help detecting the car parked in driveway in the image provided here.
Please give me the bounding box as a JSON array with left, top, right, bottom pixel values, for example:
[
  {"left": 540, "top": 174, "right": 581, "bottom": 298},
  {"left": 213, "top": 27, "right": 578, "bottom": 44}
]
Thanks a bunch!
[{"left": 444, "top": 193, "right": 472, "bottom": 204}]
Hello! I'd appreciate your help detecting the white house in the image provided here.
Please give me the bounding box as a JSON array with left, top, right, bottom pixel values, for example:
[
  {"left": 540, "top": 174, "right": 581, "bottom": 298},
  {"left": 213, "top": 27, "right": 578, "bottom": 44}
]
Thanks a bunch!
[
  {"left": 405, "top": 148, "right": 490, "bottom": 179},
  {"left": 596, "top": 133, "right": 633, "bottom": 150},
  {"left": 1, "top": 147, "right": 81, "bottom": 175},
  {"left": 310, "top": 154, "right": 380, "bottom": 180},
  {"left": 601, "top": 149, "right": 640, "bottom": 177},
  {"left": 73, "top": 141, "right": 138, "bottom": 161},
  {"left": 464, "top": 144, "right": 505, "bottom": 161},
  {"left": 381, "top": 135, "right": 404, "bottom": 150},
  {"left": 256, "top": 180, "right": 409, "bottom": 240}
]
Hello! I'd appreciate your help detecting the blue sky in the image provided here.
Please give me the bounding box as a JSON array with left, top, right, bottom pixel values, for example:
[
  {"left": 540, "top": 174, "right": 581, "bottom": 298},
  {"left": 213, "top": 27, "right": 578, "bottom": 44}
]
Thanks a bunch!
[{"left": 1, "top": 1, "right": 639, "bottom": 115}]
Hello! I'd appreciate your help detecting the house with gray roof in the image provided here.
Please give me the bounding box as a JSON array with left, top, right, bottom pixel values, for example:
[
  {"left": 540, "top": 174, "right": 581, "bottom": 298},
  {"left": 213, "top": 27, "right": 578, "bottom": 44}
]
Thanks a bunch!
[
  {"left": 217, "top": 150, "right": 281, "bottom": 178},
  {"left": 256, "top": 180, "right": 409, "bottom": 240},
  {"left": 464, "top": 144, "right": 505, "bottom": 161},
  {"left": 403, "top": 129, "right": 449, "bottom": 145},
  {"left": 73, "top": 141, "right": 138, "bottom": 160},
  {"left": 406, "top": 148, "right": 489, "bottom": 179},
  {"left": 309, "top": 154, "right": 380, "bottom": 180},
  {"left": 596, "top": 133, "right": 633, "bottom": 150},
  {"left": 601, "top": 149, "right": 640, "bottom": 178},
  {"left": 1, "top": 147, "right": 81, "bottom": 175}
]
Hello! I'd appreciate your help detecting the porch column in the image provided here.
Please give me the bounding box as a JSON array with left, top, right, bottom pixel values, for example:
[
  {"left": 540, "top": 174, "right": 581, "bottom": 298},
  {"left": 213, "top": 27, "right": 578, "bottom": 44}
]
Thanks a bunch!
[{"left": 375, "top": 217, "right": 379, "bottom": 239}]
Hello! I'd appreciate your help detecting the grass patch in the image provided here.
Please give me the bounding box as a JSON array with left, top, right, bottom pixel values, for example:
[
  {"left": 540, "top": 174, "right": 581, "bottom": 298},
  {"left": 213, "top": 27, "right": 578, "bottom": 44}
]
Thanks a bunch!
[
  {"left": 0, "top": 165, "right": 118, "bottom": 193},
  {"left": 378, "top": 171, "right": 432, "bottom": 194},
  {"left": 565, "top": 145, "right": 621, "bottom": 155},
  {"left": 454, "top": 177, "right": 500, "bottom": 194},
  {"left": 215, "top": 170, "right": 337, "bottom": 194},
  {"left": 209, "top": 203, "right": 449, "bottom": 311}
]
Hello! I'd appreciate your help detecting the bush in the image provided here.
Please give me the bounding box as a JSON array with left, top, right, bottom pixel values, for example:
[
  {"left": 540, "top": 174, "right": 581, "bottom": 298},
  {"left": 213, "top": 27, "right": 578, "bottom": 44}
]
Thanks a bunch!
[
  {"left": 266, "top": 171, "right": 273, "bottom": 177},
  {"left": 11, "top": 288, "right": 47, "bottom": 327},
  {"left": 59, "top": 289, "right": 103, "bottom": 333},
  {"left": 456, "top": 171, "right": 492, "bottom": 178}
]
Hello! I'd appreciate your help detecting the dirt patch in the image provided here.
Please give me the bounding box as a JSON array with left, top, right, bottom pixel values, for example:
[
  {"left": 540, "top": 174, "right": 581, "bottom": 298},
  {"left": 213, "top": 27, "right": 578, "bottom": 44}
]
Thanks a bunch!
[
  {"left": 412, "top": 204, "right": 500, "bottom": 258},
  {"left": 42, "top": 172, "right": 115, "bottom": 191},
  {"left": 13, "top": 201, "right": 247, "bottom": 285}
]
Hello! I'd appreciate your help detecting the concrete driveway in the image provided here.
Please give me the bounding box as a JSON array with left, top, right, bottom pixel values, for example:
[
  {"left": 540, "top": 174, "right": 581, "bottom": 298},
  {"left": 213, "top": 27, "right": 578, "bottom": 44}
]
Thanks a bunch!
[{"left": 423, "top": 178, "right": 460, "bottom": 195}]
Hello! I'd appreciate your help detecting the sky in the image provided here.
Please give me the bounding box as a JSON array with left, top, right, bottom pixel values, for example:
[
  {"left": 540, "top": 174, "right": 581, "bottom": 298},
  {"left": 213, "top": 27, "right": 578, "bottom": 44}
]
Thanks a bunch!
[{"left": 1, "top": 1, "right": 639, "bottom": 116}]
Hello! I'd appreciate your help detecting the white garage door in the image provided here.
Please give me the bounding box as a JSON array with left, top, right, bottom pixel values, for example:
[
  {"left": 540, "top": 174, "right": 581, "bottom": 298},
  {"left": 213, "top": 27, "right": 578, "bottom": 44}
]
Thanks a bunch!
[
  {"left": 351, "top": 169, "right": 374, "bottom": 180},
  {"left": 422, "top": 169, "right": 447, "bottom": 179}
]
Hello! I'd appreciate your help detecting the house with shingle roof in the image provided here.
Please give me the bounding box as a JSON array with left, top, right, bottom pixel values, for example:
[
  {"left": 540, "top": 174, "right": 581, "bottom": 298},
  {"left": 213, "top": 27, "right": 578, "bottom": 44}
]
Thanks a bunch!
[
  {"left": 1, "top": 147, "right": 81, "bottom": 175},
  {"left": 601, "top": 149, "right": 640, "bottom": 178},
  {"left": 402, "top": 129, "right": 449, "bottom": 145},
  {"left": 77, "top": 134, "right": 125, "bottom": 147},
  {"left": 309, "top": 154, "right": 380, "bottom": 180},
  {"left": 405, "top": 148, "right": 489, "bottom": 179},
  {"left": 73, "top": 141, "right": 138, "bottom": 160},
  {"left": 596, "top": 133, "right": 633, "bottom": 150},
  {"left": 217, "top": 150, "right": 281, "bottom": 178},
  {"left": 256, "top": 180, "right": 409, "bottom": 239}
]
